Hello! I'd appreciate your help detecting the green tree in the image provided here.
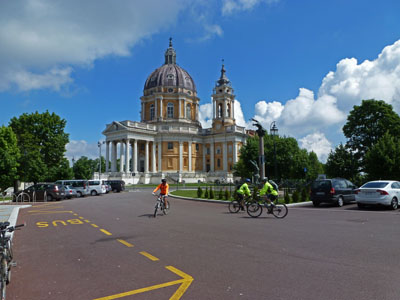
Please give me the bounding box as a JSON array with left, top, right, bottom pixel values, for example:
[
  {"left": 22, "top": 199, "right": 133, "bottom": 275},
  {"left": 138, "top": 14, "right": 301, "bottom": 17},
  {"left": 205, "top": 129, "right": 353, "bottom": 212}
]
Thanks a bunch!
[
  {"left": 9, "top": 111, "right": 69, "bottom": 183},
  {"left": 73, "top": 156, "right": 95, "bottom": 179},
  {"left": 364, "top": 132, "right": 400, "bottom": 180},
  {"left": 209, "top": 187, "right": 214, "bottom": 199},
  {"left": 325, "top": 143, "right": 358, "bottom": 181},
  {"left": 197, "top": 186, "right": 203, "bottom": 198},
  {"left": 306, "top": 152, "right": 324, "bottom": 181},
  {"left": 204, "top": 187, "right": 209, "bottom": 198},
  {"left": 233, "top": 137, "right": 258, "bottom": 178},
  {"left": 343, "top": 99, "right": 400, "bottom": 167},
  {"left": 0, "top": 126, "right": 20, "bottom": 191}
]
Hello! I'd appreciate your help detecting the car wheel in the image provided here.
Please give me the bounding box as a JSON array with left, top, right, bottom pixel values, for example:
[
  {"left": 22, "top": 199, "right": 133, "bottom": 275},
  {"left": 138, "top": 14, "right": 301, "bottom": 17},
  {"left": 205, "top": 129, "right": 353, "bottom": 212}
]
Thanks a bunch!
[
  {"left": 357, "top": 202, "right": 365, "bottom": 209},
  {"left": 46, "top": 194, "right": 53, "bottom": 201},
  {"left": 390, "top": 197, "right": 398, "bottom": 210},
  {"left": 77, "top": 191, "right": 82, "bottom": 198},
  {"left": 337, "top": 196, "right": 344, "bottom": 207},
  {"left": 312, "top": 201, "right": 320, "bottom": 207},
  {"left": 91, "top": 190, "right": 97, "bottom": 196}
]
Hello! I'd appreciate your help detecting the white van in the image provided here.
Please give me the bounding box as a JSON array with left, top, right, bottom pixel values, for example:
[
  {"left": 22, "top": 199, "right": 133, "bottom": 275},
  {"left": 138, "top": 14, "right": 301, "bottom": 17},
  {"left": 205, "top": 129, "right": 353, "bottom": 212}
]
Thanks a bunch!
[
  {"left": 55, "top": 180, "right": 90, "bottom": 198},
  {"left": 88, "top": 180, "right": 107, "bottom": 196}
]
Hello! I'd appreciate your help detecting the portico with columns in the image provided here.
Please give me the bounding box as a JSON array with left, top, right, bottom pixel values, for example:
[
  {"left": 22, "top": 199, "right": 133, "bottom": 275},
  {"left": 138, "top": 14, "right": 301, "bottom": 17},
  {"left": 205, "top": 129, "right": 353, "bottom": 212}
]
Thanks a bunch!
[{"left": 102, "top": 40, "right": 248, "bottom": 184}]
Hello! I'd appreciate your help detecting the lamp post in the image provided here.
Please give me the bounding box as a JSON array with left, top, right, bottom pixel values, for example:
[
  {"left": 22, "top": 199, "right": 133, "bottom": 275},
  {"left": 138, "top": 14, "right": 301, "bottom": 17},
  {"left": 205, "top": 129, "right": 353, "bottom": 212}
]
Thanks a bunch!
[
  {"left": 98, "top": 141, "right": 105, "bottom": 179},
  {"left": 270, "top": 121, "right": 278, "bottom": 181},
  {"left": 251, "top": 119, "right": 266, "bottom": 182}
]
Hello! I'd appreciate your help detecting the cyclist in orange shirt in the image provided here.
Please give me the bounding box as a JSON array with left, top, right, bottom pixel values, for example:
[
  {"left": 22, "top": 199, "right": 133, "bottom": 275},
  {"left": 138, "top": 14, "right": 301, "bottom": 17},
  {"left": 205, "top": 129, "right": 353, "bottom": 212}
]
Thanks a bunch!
[{"left": 152, "top": 179, "right": 169, "bottom": 207}]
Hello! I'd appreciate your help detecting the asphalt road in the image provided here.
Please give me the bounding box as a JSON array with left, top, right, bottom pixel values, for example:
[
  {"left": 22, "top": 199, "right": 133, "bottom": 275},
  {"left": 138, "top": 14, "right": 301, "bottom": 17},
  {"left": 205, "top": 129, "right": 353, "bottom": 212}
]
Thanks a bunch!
[{"left": 7, "top": 191, "right": 400, "bottom": 300}]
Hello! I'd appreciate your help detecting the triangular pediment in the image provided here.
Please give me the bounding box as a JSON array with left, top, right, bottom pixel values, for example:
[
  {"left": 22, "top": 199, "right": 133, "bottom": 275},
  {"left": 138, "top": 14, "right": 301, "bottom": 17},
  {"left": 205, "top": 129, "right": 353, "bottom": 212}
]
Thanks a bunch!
[{"left": 102, "top": 121, "right": 129, "bottom": 134}]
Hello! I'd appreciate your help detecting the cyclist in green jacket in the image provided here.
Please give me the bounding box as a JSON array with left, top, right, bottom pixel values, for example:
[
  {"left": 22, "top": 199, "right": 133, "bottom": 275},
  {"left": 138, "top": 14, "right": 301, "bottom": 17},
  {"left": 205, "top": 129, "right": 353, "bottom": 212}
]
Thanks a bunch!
[
  {"left": 260, "top": 177, "right": 278, "bottom": 209},
  {"left": 237, "top": 178, "right": 252, "bottom": 210}
]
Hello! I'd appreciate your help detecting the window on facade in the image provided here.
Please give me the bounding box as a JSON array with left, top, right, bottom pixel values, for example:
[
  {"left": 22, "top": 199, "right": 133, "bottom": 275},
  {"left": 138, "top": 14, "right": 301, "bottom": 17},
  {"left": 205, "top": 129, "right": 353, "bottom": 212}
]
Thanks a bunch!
[
  {"left": 216, "top": 147, "right": 221, "bottom": 154},
  {"left": 217, "top": 159, "right": 221, "bottom": 168},
  {"left": 196, "top": 144, "right": 199, "bottom": 151},
  {"left": 186, "top": 104, "right": 191, "bottom": 119},
  {"left": 227, "top": 103, "right": 231, "bottom": 117},
  {"left": 168, "top": 142, "right": 173, "bottom": 150},
  {"left": 167, "top": 103, "right": 174, "bottom": 118},
  {"left": 168, "top": 158, "right": 173, "bottom": 168},
  {"left": 206, "top": 147, "right": 210, "bottom": 155},
  {"left": 150, "top": 104, "right": 155, "bottom": 120},
  {"left": 218, "top": 104, "right": 223, "bottom": 118},
  {"left": 228, "top": 145, "right": 232, "bottom": 153},
  {"left": 184, "top": 158, "right": 188, "bottom": 167},
  {"left": 140, "top": 144, "right": 145, "bottom": 150}
]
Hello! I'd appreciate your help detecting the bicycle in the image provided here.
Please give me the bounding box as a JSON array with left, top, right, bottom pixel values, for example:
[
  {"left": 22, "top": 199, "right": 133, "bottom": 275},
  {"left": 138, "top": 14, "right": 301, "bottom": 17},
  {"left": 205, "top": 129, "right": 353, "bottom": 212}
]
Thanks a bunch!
[
  {"left": 0, "top": 221, "right": 24, "bottom": 300},
  {"left": 153, "top": 194, "right": 170, "bottom": 218},
  {"left": 228, "top": 195, "right": 255, "bottom": 213},
  {"left": 247, "top": 196, "right": 288, "bottom": 219}
]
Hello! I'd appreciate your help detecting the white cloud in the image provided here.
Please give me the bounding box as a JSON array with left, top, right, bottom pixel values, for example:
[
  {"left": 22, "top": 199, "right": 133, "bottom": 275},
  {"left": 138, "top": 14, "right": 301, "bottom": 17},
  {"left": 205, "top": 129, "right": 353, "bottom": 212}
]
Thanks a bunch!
[
  {"left": 66, "top": 140, "right": 99, "bottom": 162},
  {"left": 222, "top": 0, "right": 279, "bottom": 15},
  {"left": 0, "top": 0, "right": 187, "bottom": 92},
  {"left": 299, "top": 132, "right": 332, "bottom": 163},
  {"left": 199, "top": 102, "right": 213, "bottom": 128}
]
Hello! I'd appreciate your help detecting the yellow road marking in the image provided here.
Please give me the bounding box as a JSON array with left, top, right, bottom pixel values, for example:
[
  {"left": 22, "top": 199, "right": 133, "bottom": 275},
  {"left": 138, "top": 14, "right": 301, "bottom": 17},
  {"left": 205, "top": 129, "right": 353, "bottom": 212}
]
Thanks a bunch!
[
  {"left": 84, "top": 220, "right": 90, "bottom": 223},
  {"left": 100, "top": 229, "right": 112, "bottom": 236},
  {"left": 79, "top": 216, "right": 85, "bottom": 219},
  {"left": 117, "top": 239, "right": 134, "bottom": 247},
  {"left": 139, "top": 251, "right": 159, "bottom": 261},
  {"left": 73, "top": 213, "right": 79, "bottom": 216},
  {"left": 28, "top": 210, "right": 73, "bottom": 215},
  {"left": 91, "top": 224, "right": 99, "bottom": 228},
  {"left": 92, "top": 266, "right": 193, "bottom": 300}
]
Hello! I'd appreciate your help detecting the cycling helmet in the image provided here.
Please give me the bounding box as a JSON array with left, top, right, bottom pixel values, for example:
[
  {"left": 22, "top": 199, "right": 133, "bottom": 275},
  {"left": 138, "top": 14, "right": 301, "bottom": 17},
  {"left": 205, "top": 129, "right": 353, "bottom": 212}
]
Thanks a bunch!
[
  {"left": 245, "top": 178, "right": 251, "bottom": 183},
  {"left": 161, "top": 179, "right": 167, "bottom": 183},
  {"left": 262, "top": 177, "right": 268, "bottom": 182}
]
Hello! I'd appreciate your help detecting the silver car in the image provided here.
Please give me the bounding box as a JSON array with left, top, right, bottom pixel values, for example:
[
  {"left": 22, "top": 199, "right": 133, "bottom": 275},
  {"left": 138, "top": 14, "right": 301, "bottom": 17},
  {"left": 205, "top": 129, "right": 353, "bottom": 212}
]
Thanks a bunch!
[{"left": 355, "top": 180, "right": 400, "bottom": 210}]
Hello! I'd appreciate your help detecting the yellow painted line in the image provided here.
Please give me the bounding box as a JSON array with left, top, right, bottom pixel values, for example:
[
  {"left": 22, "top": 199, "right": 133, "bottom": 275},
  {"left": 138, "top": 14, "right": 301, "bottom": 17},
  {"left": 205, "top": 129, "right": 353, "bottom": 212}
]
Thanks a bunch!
[
  {"left": 100, "top": 229, "right": 112, "bottom": 236},
  {"left": 117, "top": 239, "right": 134, "bottom": 247},
  {"left": 91, "top": 224, "right": 99, "bottom": 228},
  {"left": 73, "top": 213, "right": 79, "bottom": 216},
  {"left": 92, "top": 266, "right": 193, "bottom": 300},
  {"left": 139, "top": 251, "right": 159, "bottom": 261},
  {"left": 84, "top": 220, "right": 90, "bottom": 223},
  {"left": 79, "top": 216, "right": 85, "bottom": 219}
]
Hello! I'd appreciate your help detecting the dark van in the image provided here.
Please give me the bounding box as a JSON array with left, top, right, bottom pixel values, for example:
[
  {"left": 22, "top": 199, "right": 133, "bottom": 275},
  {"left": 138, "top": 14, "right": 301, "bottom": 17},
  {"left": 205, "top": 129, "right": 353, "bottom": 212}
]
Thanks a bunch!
[
  {"left": 105, "top": 180, "right": 125, "bottom": 192},
  {"left": 310, "top": 178, "right": 357, "bottom": 207}
]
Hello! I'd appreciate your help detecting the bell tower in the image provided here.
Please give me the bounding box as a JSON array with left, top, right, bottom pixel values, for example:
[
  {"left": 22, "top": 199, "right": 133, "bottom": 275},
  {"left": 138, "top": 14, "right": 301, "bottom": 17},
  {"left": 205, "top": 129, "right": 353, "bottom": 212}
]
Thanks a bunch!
[{"left": 211, "top": 61, "right": 236, "bottom": 131}]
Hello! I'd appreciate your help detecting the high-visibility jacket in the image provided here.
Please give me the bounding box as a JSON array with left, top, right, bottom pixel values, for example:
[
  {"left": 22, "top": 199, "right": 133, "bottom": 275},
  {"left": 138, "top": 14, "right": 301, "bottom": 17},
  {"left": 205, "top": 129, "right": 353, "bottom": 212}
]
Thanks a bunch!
[
  {"left": 237, "top": 183, "right": 251, "bottom": 196},
  {"left": 153, "top": 183, "right": 169, "bottom": 195},
  {"left": 260, "top": 181, "right": 278, "bottom": 196}
]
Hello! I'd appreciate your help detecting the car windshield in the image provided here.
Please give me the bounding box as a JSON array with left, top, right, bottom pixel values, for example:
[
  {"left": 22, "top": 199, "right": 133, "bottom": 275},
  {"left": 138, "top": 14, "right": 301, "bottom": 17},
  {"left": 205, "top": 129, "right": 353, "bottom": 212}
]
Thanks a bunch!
[
  {"left": 312, "top": 180, "right": 330, "bottom": 189},
  {"left": 361, "top": 182, "right": 389, "bottom": 188}
]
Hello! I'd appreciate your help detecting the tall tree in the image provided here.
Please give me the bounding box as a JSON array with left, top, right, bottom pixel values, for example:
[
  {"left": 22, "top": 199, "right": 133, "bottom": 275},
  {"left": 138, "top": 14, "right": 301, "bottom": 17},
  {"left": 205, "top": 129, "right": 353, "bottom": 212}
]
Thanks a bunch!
[
  {"left": 325, "top": 143, "right": 358, "bottom": 181},
  {"left": 9, "top": 111, "right": 69, "bottom": 183},
  {"left": 73, "top": 156, "right": 96, "bottom": 180},
  {"left": 0, "top": 126, "right": 20, "bottom": 191},
  {"left": 364, "top": 132, "right": 400, "bottom": 181},
  {"left": 343, "top": 99, "right": 400, "bottom": 166}
]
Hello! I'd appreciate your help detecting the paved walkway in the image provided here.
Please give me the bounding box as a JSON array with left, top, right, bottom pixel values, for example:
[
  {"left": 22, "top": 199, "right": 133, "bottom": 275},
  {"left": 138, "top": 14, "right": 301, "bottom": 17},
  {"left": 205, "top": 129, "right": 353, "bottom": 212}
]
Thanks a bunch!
[{"left": 0, "top": 204, "right": 31, "bottom": 239}]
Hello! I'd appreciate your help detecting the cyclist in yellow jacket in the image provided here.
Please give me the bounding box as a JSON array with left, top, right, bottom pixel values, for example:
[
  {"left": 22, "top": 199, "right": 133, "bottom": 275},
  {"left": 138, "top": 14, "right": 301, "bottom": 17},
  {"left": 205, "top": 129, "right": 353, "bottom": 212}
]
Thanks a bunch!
[
  {"left": 152, "top": 179, "right": 169, "bottom": 207},
  {"left": 259, "top": 177, "right": 278, "bottom": 209},
  {"left": 236, "top": 178, "right": 252, "bottom": 210}
]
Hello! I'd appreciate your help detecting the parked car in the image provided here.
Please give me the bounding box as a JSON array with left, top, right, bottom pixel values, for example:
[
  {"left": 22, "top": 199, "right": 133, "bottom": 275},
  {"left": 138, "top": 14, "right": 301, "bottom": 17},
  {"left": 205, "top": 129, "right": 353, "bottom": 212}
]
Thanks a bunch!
[
  {"left": 310, "top": 178, "right": 357, "bottom": 207},
  {"left": 88, "top": 180, "right": 106, "bottom": 196},
  {"left": 55, "top": 180, "right": 90, "bottom": 197},
  {"left": 105, "top": 180, "right": 125, "bottom": 192},
  {"left": 355, "top": 180, "right": 400, "bottom": 210},
  {"left": 63, "top": 185, "right": 78, "bottom": 199},
  {"left": 16, "top": 183, "right": 65, "bottom": 202},
  {"left": 102, "top": 181, "right": 112, "bottom": 193}
]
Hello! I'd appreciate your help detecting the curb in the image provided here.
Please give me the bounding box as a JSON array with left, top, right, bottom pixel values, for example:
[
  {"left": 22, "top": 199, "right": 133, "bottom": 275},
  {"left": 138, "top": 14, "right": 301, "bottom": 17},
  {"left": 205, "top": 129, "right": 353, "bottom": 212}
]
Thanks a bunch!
[
  {"left": 169, "top": 194, "right": 313, "bottom": 207},
  {"left": 6, "top": 205, "right": 31, "bottom": 241}
]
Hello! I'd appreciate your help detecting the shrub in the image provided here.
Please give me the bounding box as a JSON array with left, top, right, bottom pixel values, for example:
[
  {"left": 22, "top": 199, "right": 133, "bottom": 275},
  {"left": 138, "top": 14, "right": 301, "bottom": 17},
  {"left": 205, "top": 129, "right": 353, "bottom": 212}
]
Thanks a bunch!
[
  {"left": 301, "top": 187, "right": 308, "bottom": 202},
  {"left": 284, "top": 189, "right": 291, "bottom": 204},
  {"left": 218, "top": 189, "right": 223, "bottom": 199},
  {"left": 292, "top": 190, "right": 300, "bottom": 203},
  {"left": 209, "top": 187, "right": 214, "bottom": 199},
  {"left": 197, "top": 186, "right": 203, "bottom": 198},
  {"left": 204, "top": 187, "right": 209, "bottom": 198},
  {"left": 224, "top": 189, "right": 230, "bottom": 200},
  {"left": 252, "top": 186, "right": 259, "bottom": 201}
]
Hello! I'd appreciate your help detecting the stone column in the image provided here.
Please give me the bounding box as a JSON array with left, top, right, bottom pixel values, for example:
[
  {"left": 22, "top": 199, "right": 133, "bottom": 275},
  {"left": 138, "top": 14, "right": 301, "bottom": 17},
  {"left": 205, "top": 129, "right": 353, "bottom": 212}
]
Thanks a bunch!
[
  {"left": 179, "top": 141, "right": 183, "bottom": 172},
  {"left": 141, "top": 103, "right": 144, "bottom": 121},
  {"left": 210, "top": 142, "right": 215, "bottom": 172},
  {"left": 133, "top": 139, "right": 138, "bottom": 173},
  {"left": 105, "top": 141, "right": 110, "bottom": 172},
  {"left": 188, "top": 141, "right": 192, "bottom": 172},
  {"left": 179, "top": 98, "right": 182, "bottom": 119},
  {"left": 212, "top": 100, "right": 215, "bottom": 118},
  {"left": 119, "top": 142, "right": 125, "bottom": 173},
  {"left": 184, "top": 100, "right": 187, "bottom": 119},
  {"left": 232, "top": 100, "right": 235, "bottom": 120},
  {"left": 158, "top": 141, "right": 162, "bottom": 172},
  {"left": 159, "top": 98, "right": 163, "bottom": 119},
  {"left": 233, "top": 141, "right": 238, "bottom": 164},
  {"left": 145, "top": 140, "right": 149, "bottom": 173},
  {"left": 202, "top": 144, "right": 206, "bottom": 171},
  {"left": 125, "top": 139, "right": 130, "bottom": 174},
  {"left": 154, "top": 100, "right": 157, "bottom": 120},
  {"left": 152, "top": 142, "right": 156, "bottom": 173},
  {"left": 223, "top": 142, "right": 228, "bottom": 171},
  {"left": 111, "top": 141, "right": 116, "bottom": 172}
]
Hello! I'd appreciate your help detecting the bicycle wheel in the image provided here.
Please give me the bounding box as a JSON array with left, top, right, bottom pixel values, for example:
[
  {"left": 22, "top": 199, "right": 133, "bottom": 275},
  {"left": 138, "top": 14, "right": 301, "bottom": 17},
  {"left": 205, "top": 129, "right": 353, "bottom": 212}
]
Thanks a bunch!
[
  {"left": 153, "top": 203, "right": 159, "bottom": 218},
  {"left": 228, "top": 201, "right": 241, "bottom": 213},
  {"left": 247, "top": 202, "right": 263, "bottom": 218},
  {"left": 1, "top": 258, "right": 7, "bottom": 300},
  {"left": 162, "top": 202, "right": 170, "bottom": 215},
  {"left": 271, "top": 203, "right": 288, "bottom": 219}
]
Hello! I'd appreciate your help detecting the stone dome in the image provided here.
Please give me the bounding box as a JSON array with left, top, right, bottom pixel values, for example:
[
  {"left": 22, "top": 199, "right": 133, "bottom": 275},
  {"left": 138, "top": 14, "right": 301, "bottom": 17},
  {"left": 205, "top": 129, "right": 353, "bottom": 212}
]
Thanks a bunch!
[{"left": 144, "top": 39, "right": 196, "bottom": 92}]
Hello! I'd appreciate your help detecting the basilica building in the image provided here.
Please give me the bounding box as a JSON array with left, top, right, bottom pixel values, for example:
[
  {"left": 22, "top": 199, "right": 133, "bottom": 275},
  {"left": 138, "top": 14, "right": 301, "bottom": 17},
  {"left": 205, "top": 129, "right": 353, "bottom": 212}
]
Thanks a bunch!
[{"left": 102, "top": 40, "right": 249, "bottom": 184}]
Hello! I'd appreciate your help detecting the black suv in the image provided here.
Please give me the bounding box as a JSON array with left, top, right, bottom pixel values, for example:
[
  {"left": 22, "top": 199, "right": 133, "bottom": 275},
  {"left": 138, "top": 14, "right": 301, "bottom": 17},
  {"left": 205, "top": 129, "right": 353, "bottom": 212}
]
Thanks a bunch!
[
  {"left": 16, "top": 183, "right": 66, "bottom": 202},
  {"left": 105, "top": 180, "right": 125, "bottom": 192},
  {"left": 310, "top": 178, "right": 357, "bottom": 207}
]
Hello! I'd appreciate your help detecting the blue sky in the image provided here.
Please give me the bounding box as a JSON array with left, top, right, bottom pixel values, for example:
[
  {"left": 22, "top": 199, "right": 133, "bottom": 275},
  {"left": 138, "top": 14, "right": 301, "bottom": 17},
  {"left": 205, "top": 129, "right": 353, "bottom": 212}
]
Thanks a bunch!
[{"left": 1, "top": 0, "right": 400, "bottom": 163}]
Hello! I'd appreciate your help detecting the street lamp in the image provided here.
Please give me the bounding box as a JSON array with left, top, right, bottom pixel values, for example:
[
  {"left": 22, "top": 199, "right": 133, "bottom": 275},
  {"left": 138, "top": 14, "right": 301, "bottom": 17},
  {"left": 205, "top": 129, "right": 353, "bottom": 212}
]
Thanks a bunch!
[
  {"left": 270, "top": 121, "right": 278, "bottom": 181},
  {"left": 98, "top": 141, "right": 105, "bottom": 179}
]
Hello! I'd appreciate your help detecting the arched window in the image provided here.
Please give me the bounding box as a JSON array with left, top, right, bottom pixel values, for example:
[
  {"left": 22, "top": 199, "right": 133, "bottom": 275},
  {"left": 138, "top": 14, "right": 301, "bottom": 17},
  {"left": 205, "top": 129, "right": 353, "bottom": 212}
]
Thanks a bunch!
[
  {"left": 167, "top": 103, "right": 174, "bottom": 118},
  {"left": 227, "top": 103, "right": 231, "bottom": 117},
  {"left": 150, "top": 104, "right": 155, "bottom": 120},
  {"left": 218, "top": 104, "right": 223, "bottom": 118},
  {"left": 186, "top": 104, "right": 191, "bottom": 119}
]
